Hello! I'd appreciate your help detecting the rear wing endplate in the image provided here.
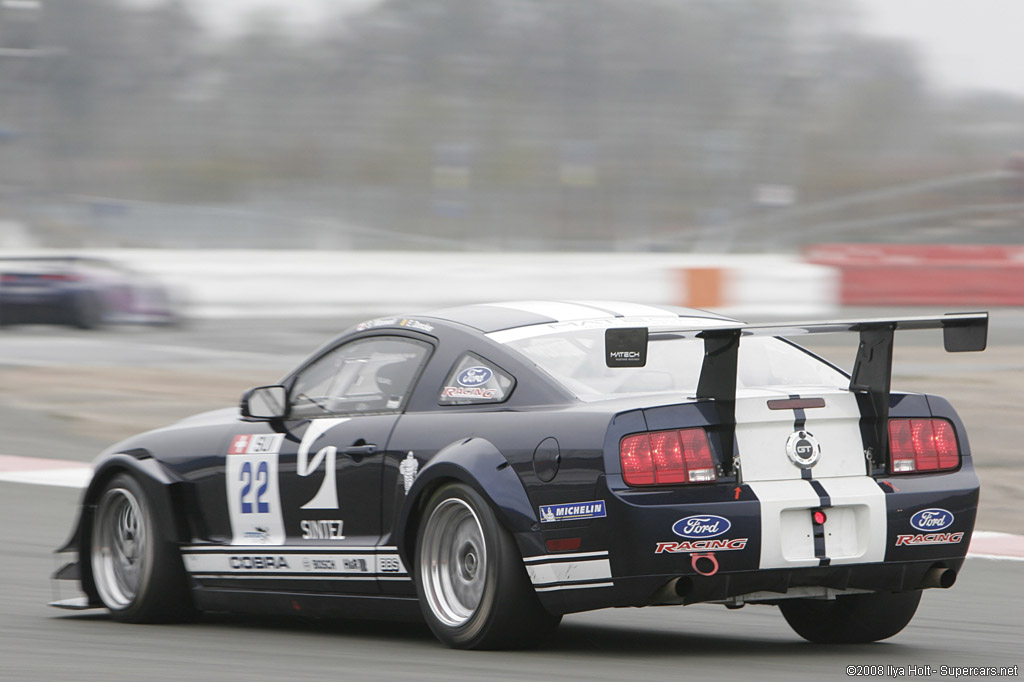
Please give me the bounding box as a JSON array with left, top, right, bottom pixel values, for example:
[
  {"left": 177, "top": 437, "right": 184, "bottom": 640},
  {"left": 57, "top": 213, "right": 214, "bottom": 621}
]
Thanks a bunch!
[{"left": 605, "top": 312, "right": 988, "bottom": 475}]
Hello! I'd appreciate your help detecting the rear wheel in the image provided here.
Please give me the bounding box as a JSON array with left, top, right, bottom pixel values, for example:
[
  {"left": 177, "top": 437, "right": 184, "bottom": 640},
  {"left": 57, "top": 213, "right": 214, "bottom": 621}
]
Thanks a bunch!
[
  {"left": 415, "top": 482, "right": 560, "bottom": 649},
  {"left": 90, "top": 473, "right": 193, "bottom": 622},
  {"left": 779, "top": 590, "right": 922, "bottom": 643}
]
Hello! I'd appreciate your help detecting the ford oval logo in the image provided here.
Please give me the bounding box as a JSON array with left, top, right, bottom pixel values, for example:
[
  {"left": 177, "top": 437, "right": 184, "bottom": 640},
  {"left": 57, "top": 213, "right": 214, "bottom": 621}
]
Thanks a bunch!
[
  {"left": 457, "top": 366, "right": 493, "bottom": 387},
  {"left": 910, "top": 508, "right": 954, "bottom": 532},
  {"left": 672, "top": 515, "right": 731, "bottom": 539}
]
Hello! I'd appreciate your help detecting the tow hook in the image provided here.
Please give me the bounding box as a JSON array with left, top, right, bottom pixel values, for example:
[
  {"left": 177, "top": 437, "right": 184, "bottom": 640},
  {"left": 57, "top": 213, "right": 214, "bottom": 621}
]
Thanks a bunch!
[{"left": 691, "top": 553, "right": 719, "bottom": 576}]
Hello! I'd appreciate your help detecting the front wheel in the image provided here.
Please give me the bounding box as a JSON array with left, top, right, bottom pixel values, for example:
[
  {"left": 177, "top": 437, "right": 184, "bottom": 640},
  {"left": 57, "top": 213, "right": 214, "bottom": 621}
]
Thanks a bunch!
[
  {"left": 90, "top": 473, "right": 194, "bottom": 622},
  {"left": 414, "top": 482, "right": 560, "bottom": 649},
  {"left": 779, "top": 590, "right": 922, "bottom": 643}
]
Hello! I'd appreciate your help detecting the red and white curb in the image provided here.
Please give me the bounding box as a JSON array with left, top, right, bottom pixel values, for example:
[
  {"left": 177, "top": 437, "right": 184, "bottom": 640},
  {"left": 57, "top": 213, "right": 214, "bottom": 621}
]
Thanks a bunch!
[
  {"left": 1, "top": 454, "right": 1021, "bottom": 561},
  {"left": 0, "top": 454, "right": 92, "bottom": 489}
]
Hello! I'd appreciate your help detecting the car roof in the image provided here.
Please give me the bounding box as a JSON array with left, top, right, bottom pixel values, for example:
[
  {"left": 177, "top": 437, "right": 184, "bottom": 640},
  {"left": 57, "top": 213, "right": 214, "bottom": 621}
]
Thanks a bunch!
[{"left": 418, "top": 301, "right": 734, "bottom": 334}]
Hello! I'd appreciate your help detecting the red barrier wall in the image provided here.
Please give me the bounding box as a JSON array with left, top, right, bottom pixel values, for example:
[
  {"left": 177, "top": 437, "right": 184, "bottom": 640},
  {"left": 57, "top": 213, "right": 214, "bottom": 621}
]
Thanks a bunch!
[{"left": 806, "top": 244, "right": 1024, "bottom": 306}]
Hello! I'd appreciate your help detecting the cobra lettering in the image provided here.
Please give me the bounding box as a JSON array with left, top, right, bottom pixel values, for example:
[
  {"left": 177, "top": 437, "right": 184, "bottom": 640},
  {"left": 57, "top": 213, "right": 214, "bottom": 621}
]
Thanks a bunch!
[
  {"left": 230, "top": 556, "right": 290, "bottom": 570},
  {"left": 655, "top": 539, "right": 748, "bottom": 553},
  {"left": 895, "top": 532, "right": 964, "bottom": 546}
]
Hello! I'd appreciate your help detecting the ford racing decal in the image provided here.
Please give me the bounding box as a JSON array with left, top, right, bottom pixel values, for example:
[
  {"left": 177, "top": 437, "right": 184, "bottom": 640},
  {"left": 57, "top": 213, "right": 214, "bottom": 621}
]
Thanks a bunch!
[
  {"left": 540, "top": 500, "right": 607, "bottom": 523},
  {"left": 456, "top": 366, "right": 493, "bottom": 387},
  {"left": 655, "top": 539, "right": 748, "bottom": 553},
  {"left": 910, "top": 508, "right": 954, "bottom": 532},
  {"left": 895, "top": 532, "right": 964, "bottom": 546},
  {"left": 672, "top": 514, "right": 731, "bottom": 539}
]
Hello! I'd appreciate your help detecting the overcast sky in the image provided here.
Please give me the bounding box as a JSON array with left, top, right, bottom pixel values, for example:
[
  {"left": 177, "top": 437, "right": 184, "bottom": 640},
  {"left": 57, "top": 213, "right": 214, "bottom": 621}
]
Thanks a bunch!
[
  {"left": 162, "top": 0, "right": 1024, "bottom": 97},
  {"left": 860, "top": 0, "right": 1024, "bottom": 96}
]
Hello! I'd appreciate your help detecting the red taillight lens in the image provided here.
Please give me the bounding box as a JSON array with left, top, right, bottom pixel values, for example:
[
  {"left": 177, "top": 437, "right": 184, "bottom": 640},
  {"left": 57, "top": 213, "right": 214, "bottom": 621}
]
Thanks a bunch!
[
  {"left": 888, "top": 418, "right": 960, "bottom": 474},
  {"left": 620, "top": 428, "right": 717, "bottom": 486}
]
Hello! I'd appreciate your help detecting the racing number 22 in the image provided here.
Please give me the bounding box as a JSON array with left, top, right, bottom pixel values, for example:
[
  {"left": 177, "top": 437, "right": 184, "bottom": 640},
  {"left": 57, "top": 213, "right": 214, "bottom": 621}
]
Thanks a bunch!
[{"left": 239, "top": 461, "right": 270, "bottom": 513}]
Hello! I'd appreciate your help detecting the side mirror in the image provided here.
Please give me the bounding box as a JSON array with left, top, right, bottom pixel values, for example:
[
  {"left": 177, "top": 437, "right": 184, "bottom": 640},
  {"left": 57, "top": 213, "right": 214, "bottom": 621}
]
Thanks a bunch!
[{"left": 241, "top": 385, "right": 288, "bottom": 419}]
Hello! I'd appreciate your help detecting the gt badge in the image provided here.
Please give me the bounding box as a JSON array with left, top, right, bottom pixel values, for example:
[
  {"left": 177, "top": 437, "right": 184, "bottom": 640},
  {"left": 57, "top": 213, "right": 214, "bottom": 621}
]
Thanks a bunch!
[{"left": 786, "top": 430, "right": 821, "bottom": 469}]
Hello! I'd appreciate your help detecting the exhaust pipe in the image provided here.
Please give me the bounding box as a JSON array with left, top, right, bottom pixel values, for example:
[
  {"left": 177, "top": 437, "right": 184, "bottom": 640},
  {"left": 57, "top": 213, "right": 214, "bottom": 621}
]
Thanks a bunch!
[
  {"left": 691, "top": 553, "right": 719, "bottom": 576},
  {"left": 921, "top": 567, "right": 957, "bottom": 589}
]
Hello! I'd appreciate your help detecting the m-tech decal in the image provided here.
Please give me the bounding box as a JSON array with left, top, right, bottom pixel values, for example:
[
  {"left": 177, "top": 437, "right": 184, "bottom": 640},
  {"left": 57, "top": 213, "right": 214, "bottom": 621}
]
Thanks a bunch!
[
  {"left": 226, "top": 434, "right": 286, "bottom": 545},
  {"left": 539, "top": 500, "right": 607, "bottom": 523},
  {"left": 671, "top": 514, "right": 730, "bottom": 539},
  {"left": 910, "top": 508, "right": 954, "bottom": 532}
]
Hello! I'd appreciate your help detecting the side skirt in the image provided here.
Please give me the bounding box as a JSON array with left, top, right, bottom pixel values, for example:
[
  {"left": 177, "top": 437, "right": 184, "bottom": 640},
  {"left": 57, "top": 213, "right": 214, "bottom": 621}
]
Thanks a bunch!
[{"left": 192, "top": 587, "right": 424, "bottom": 623}]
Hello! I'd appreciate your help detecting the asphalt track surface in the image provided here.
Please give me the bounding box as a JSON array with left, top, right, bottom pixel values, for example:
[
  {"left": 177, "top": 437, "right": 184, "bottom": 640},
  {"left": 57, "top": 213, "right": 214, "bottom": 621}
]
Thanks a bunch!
[{"left": 0, "top": 309, "right": 1021, "bottom": 681}]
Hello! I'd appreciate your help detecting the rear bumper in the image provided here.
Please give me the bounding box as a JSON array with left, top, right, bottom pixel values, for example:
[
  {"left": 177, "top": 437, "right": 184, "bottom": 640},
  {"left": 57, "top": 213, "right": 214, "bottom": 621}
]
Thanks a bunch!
[{"left": 531, "top": 466, "right": 978, "bottom": 615}]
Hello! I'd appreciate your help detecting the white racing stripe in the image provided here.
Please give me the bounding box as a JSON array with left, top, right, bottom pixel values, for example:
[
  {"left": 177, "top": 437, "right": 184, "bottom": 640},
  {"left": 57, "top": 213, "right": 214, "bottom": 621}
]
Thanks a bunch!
[
  {"left": 488, "top": 301, "right": 618, "bottom": 323},
  {"left": 182, "top": 547, "right": 408, "bottom": 578}
]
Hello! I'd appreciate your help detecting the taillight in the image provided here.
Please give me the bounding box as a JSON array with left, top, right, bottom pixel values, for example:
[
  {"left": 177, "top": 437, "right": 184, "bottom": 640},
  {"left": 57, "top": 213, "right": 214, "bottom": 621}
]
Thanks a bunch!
[
  {"left": 620, "top": 428, "right": 717, "bottom": 486},
  {"left": 888, "top": 418, "right": 959, "bottom": 474}
]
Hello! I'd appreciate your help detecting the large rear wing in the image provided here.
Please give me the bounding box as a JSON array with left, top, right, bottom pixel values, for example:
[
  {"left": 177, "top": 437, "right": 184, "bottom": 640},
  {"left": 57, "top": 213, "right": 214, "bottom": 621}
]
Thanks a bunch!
[{"left": 605, "top": 312, "right": 988, "bottom": 476}]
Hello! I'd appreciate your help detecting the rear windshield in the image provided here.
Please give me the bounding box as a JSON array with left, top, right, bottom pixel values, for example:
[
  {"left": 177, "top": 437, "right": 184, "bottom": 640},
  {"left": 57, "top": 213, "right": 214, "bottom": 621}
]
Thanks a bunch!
[{"left": 503, "top": 328, "right": 847, "bottom": 401}]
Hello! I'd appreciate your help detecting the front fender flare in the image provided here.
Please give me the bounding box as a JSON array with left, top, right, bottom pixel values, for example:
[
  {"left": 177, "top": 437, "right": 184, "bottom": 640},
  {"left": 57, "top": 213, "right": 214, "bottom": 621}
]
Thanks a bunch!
[
  {"left": 56, "top": 451, "right": 192, "bottom": 601},
  {"left": 395, "top": 437, "right": 537, "bottom": 568}
]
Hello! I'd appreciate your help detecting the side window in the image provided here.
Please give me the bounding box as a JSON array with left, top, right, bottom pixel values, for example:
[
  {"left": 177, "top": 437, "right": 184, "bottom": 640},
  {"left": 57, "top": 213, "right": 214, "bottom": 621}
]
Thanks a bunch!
[
  {"left": 290, "top": 336, "right": 431, "bottom": 418},
  {"left": 439, "top": 353, "right": 515, "bottom": 406}
]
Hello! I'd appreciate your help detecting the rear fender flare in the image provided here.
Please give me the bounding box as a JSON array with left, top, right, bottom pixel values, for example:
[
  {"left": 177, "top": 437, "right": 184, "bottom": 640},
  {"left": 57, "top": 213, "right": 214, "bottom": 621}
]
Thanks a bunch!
[{"left": 395, "top": 437, "right": 537, "bottom": 569}]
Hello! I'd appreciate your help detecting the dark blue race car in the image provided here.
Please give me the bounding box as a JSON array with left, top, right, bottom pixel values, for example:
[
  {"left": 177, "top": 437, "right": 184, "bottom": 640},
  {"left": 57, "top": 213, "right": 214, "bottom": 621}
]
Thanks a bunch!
[
  {"left": 52, "top": 301, "right": 988, "bottom": 649},
  {"left": 0, "top": 256, "right": 177, "bottom": 329}
]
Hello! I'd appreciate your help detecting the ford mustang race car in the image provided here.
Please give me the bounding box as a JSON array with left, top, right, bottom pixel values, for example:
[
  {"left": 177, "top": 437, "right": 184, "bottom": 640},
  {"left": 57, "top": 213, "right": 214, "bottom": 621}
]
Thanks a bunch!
[
  {"left": 52, "top": 301, "right": 988, "bottom": 649},
  {"left": 0, "top": 256, "right": 178, "bottom": 329}
]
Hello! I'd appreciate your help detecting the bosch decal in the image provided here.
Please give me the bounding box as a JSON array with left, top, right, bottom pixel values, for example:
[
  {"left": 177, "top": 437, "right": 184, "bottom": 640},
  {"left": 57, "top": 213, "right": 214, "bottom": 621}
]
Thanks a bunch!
[
  {"left": 300, "top": 519, "right": 345, "bottom": 540},
  {"left": 672, "top": 515, "right": 731, "bottom": 539},
  {"left": 655, "top": 539, "right": 748, "bottom": 553},
  {"left": 895, "top": 532, "right": 964, "bottom": 546},
  {"left": 910, "top": 508, "right": 954, "bottom": 532},
  {"left": 539, "top": 500, "right": 607, "bottom": 523},
  {"left": 785, "top": 430, "right": 821, "bottom": 468}
]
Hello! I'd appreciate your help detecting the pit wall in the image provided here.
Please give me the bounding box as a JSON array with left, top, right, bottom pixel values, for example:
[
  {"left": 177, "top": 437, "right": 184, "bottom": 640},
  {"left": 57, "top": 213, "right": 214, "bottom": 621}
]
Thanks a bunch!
[
  {"left": 805, "top": 244, "right": 1024, "bottom": 307},
  {"left": 77, "top": 250, "right": 840, "bottom": 319},
  {"left": 9, "top": 245, "right": 1014, "bottom": 319}
]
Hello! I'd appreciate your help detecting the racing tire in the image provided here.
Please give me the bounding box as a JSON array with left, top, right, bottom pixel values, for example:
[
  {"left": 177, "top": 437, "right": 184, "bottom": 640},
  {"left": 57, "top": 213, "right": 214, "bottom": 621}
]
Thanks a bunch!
[
  {"left": 779, "top": 590, "right": 922, "bottom": 643},
  {"left": 89, "top": 473, "right": 194, "bottom": 623},
  {"left": 70, "top": 291, "right": 104, "bottom": 330},
  {"left": 414, "top": 482, "right": 561, "bottom": 649}
]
